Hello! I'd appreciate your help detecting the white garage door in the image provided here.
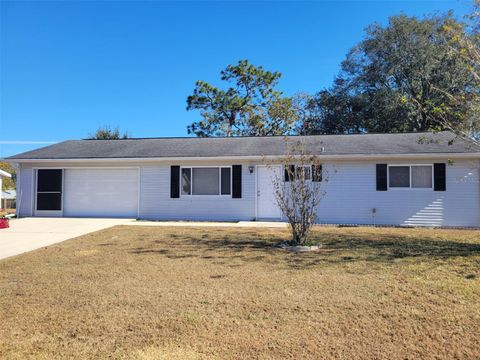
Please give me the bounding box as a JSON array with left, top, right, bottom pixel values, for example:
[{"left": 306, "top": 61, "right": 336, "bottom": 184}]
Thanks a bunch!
[{"left": 64, "top": 168, "right": 138, "bottom": 217}]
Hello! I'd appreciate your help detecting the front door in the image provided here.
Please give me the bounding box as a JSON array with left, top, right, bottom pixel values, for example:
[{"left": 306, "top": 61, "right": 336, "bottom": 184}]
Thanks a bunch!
[{"left": 256, "top": 166, "right": 282, "bottom": 220}]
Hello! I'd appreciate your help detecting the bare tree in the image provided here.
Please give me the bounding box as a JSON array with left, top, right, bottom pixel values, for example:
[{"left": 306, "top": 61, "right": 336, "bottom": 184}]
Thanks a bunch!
[
  {"left": 438, "top": 1, "right": 480, "bottom": 146},
  {"left": 266, "top": 139, "right": 327, "bottom": 246}
]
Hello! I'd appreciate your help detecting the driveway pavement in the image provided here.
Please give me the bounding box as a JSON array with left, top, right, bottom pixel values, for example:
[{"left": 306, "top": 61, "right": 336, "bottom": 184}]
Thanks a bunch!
[{"left": 0, "top": 218, "right": 132, "bottom": 260}]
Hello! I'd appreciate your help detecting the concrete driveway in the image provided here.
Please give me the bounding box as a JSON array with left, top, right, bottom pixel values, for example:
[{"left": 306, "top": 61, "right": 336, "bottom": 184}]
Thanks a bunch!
[{"left": 0, "top": 218, "right": 132, "bottom": 260}]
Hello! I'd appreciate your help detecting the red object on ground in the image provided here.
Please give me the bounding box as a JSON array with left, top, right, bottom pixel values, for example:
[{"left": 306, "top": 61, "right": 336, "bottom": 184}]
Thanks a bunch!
[{"left": 0, "top": 218, "right": 9, "bottom": 229}]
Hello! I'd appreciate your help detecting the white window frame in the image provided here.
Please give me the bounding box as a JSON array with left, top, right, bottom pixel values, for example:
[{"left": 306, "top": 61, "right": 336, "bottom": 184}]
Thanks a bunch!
[
  {"left": 295, "top": 165, "right": 312, "bottom": 181},
  {"left": 387, "top": 164, "right": 434, "bottom": 190},
  {"left": 284, "top": 165, "right": 313, "bottom": 182},
  {"left": 34, "top": 168, "right": 64, "bottom": 216},
  {"left": 180, "top": 166, "right": 233, "bottom": 198}
]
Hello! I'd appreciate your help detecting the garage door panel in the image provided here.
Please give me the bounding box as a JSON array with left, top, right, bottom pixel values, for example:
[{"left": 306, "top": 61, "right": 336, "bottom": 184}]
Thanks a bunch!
[{"left": 64, "top": 169, "right": 138, "bottom": 217}]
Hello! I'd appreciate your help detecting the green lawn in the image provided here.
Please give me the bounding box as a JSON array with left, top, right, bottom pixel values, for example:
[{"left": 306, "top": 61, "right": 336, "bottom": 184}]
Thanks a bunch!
[{"left": 0, "top": 226, "right": 479, "bottom": 359}]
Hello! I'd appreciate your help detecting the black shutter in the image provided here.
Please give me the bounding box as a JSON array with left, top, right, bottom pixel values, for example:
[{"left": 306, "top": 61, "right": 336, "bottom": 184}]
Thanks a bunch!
[
  {"left": 170, "top": 166, "right": 180, "bottom": 198},
  {"left": 232, "top": 165, "right": 242, "bottom": 198},
  {"left": 284, "top": 165, "right": 295, "bottom": 181},
  {"left": 376, "top": 164, "right": 388, "bottom": 191},
  {"left": 312, "top": 164, "right": 322, "bottom": 182},
  {"left": 434, "top": 163, "right": 446, "bottom": 191}
]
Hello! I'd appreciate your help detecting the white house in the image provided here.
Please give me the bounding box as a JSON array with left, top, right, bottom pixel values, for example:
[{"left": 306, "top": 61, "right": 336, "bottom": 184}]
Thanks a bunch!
[
  {"left": 0, "top": 169, "right": 12, "bottom": 210},
  {"left": 6, "top": 131, "right": 480, "bottom": 227}
]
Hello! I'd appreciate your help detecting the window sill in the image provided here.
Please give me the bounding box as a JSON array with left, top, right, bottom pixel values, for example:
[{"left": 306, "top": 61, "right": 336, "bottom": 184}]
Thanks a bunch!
[
  {"left": 178, "top": 195, "right": 235, "bottom": 200},
  {"left": 387, "top": 187, "right": 433, "bottom": 190}
]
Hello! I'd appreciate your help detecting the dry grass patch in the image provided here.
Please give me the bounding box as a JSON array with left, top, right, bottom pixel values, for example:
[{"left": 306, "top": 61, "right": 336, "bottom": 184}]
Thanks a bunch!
[{"left": 0, "top": 226, "right": 479, "bottom": 359}]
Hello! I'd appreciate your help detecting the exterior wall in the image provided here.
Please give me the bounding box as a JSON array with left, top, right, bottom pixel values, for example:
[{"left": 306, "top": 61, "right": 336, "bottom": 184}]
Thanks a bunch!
[
  {"left": 17, "top": 161, "right": 257, "bottom": 221},
  {"left": 0, "top": 178, "right": 2, "bottom": 207},
  {"left": 139, "top": 160, "right": 256, "bottom": 221},
  {"left": 17, "top": 164, "right": 34, "bottom": 217},
  {"left": 17, "top": 162, "right": 140, "bottom": 217},
  {"left": 15, "top": 157, "right": 480, "bottom": 227},
  {"left": 317, "top": 159, "right": 479, "bottom": 227}
]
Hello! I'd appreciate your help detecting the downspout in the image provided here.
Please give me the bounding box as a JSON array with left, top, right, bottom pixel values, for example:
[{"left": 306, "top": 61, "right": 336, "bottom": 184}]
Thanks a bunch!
[{"left": 13, "top": 162, "right": 21, "bottom": 218}]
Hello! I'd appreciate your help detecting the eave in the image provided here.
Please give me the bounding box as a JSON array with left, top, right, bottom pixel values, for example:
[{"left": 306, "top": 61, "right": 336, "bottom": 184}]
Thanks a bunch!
[{"left": 5, "top": 152, "right": 480, "bottom": 164}]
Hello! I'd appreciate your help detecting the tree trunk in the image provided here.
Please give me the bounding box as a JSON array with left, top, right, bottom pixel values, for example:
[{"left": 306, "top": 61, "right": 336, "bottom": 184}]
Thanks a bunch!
[{"left": 227, "top": 112, "right": 237, "bottom": 137}]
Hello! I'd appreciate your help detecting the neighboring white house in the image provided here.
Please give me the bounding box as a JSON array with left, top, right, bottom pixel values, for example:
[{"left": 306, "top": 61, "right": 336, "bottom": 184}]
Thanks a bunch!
[
  {"left": 0, "top": 169, "right": 12, "bottom": 210},
  {"left": 5, "top": 131, "right": 480, "bottom": 227},
  {"left": 1, "top": 189, "right": 16, "bottom": 210}
]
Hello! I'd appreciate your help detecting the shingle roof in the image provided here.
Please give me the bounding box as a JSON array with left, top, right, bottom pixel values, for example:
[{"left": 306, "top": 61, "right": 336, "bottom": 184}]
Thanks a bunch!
[{"left": 6, "top": 132, "right": 480, "bottom": 160}]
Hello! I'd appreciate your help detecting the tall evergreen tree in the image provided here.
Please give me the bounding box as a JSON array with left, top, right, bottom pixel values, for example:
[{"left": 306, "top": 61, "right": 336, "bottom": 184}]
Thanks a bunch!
[{"left": 186, "top": 60, "right": 298, "bottom": 137}]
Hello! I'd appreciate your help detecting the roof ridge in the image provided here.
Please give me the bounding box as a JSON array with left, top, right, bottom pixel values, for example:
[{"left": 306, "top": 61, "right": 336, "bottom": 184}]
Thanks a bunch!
[{"left": 7, "top": 131, "right": 477, "bottom": 160}]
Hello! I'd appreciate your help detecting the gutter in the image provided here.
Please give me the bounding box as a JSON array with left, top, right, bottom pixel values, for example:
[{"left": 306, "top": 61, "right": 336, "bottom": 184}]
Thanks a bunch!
[
  {"left": 5, "top": 152, "right": 480, "bottom": 163},
  {"left": 0, "top": 169, "right": 12, "bottom": 177}
]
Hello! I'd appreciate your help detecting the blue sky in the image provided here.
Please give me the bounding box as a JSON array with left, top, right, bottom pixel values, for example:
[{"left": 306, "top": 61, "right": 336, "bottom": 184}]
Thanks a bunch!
[{"left": 0, "top": 0, "right": 473, "bottom": 157}]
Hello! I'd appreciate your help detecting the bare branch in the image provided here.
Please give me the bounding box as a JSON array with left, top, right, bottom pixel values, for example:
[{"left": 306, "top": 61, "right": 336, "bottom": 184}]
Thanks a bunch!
[{"left": 264, "top": 138, "right": 328, "bottom": 245}]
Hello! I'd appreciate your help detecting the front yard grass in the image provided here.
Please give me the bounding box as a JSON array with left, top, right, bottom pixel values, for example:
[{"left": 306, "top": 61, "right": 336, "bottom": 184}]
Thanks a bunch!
[{"left": 0, "top": 226, "right": 479, "bottom": 359}]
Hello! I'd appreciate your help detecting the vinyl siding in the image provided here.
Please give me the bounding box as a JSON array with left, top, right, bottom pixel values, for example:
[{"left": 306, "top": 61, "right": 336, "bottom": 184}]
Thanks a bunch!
[
  {"left": 14, "top": 158, "right": 480, "bottom": 227},
  {"left": 126, "top": 157, "right": 477, "bottom": 226},
  {"left": 139, "top": 162, "right": 256, "bottom": 221},
  {"left": 316, "top": 159, "right": 479, "bottom": 227},
  {"left": 17, "top": 164, "right": 34, "bottom": 217}
]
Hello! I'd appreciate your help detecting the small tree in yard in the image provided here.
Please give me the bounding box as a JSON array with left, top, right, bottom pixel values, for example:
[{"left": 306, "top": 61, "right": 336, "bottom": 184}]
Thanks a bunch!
[{"left": 267, "top": 139, "right": 327, "bottom": 246}]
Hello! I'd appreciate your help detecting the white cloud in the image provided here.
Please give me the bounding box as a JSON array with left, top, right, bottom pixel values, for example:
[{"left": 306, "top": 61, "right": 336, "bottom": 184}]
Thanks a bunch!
[{"left": 0, "top": 141, "right": 58, "bottom": 145}]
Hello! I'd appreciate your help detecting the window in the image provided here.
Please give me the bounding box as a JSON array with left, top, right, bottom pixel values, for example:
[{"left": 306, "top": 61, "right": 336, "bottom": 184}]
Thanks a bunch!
[
  {"left": 181, "top": 167, "right": 231, "bottom": 196},
  {"left": 412, "top": 166, "right": 432, "bottom": 188},
  {"left": 36, "top": 169, "right": 63, "bottom": 211},
  {"left": 285, "top": 165, "right": 313, "bottom": 181},
  {"left": 221, "top": 168, "right": 231, "bottom": 195},
  {"left": 193, "top": 168, "right": 219, "bottom": 195},
  {"left": 389, "top": 166, "right": 410, "bottom": 187},
  {"left": 295, "top": 166, "right": 311, "bottom": 180},
  {"left": 388, "top": 165, "right": 433, "bottom": 189},
  {"left": 181, "top": 168, "right": 191, "bottom": 195}
]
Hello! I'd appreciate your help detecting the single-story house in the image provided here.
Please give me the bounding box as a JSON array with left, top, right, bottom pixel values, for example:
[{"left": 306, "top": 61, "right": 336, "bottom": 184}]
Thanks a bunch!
[
  {"left": 5, "top": 131, "right": 480, "bottom": 227},
  {"left": 0, "top": 169, "right": 12, "bottom": 210}
]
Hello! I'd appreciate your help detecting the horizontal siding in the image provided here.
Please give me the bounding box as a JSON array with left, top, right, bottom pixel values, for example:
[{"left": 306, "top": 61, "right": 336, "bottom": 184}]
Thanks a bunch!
[
  {"left": 316, "top": 159, "right": 479, "bottom": 227},
  {"left": 139, "top": 163, "right": 256, "bottom": 221},
  {"left": 17, "top": 164, "right": 33, "bottom": 217},
  {"left": 14, "top": 158, "right": 480, "bottom": 227}
]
